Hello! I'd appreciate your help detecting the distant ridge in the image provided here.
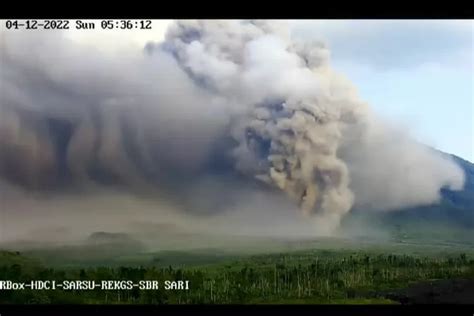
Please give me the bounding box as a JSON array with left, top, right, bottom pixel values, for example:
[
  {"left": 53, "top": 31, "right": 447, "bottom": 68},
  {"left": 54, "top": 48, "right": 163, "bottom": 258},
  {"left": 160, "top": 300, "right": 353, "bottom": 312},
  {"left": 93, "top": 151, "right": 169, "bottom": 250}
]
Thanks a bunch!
[{"left": 345, "top": 150, "right": 474, "bottom": 233}]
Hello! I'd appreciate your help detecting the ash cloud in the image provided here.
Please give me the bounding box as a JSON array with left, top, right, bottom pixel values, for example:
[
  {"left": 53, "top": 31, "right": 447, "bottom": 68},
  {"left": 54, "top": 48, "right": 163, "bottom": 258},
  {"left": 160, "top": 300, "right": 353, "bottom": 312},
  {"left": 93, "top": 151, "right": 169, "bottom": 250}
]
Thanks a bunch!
[{"left": 0, "top": 20, "right": 466, "bottom": 240}]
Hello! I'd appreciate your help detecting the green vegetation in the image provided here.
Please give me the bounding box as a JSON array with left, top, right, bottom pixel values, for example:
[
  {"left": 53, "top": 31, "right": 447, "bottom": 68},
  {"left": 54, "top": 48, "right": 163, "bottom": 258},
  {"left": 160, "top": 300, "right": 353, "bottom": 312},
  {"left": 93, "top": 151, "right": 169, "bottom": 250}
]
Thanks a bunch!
[{"left": 0, "top": 249, "right": 473, "bottom": 304}]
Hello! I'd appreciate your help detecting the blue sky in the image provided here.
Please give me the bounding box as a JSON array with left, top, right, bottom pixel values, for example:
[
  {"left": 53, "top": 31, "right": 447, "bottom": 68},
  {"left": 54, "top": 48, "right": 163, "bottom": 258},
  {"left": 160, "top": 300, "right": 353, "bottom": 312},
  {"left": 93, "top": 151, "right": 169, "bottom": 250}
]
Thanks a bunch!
[{"left": 291, "top": 20, "right": 473, "bottom": 162}]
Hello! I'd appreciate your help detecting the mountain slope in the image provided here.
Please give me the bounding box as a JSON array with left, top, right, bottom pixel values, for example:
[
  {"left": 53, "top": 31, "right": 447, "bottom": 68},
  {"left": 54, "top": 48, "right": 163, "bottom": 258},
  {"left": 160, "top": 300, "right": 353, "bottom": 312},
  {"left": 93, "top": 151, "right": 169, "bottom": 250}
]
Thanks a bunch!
[
  {"left": 342, "top": 152, "right": 474, "bottom": 241},
  {"left": 441, "top": 154, "right": 474, "bottom": 209}
]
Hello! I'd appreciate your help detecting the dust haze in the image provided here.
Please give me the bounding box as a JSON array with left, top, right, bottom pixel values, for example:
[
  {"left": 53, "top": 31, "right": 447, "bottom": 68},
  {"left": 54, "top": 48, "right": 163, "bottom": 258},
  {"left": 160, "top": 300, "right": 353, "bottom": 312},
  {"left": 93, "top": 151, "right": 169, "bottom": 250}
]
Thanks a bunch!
[{"left": 0, "top": 20, "right": 465, "bottom": 247}]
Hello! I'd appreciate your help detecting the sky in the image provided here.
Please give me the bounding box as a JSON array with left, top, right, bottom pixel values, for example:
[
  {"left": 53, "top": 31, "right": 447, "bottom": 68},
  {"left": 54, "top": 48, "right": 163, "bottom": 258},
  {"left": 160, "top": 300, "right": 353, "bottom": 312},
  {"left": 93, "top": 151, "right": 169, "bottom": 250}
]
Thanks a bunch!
[
  {"left": 289, "top": 20, "right": 473, "bottom": 162},
  {"left": 24, "top": 19, "right": 474, "bottom": 162}
]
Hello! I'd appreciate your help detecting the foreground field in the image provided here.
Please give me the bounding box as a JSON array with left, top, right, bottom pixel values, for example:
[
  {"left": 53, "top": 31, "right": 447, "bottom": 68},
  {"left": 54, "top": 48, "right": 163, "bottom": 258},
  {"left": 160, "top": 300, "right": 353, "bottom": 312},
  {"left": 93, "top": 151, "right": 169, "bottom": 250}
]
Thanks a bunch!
[{"left": 0, "top": 246, "right": 473, "bottom": 304}]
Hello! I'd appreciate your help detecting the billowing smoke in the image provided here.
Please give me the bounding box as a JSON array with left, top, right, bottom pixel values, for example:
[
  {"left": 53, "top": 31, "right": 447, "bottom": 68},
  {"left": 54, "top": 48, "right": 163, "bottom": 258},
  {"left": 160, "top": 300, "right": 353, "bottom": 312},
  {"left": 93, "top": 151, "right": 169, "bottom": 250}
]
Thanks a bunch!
[{"left": 0, "top": 20, "right": 466, "bottom": 239}]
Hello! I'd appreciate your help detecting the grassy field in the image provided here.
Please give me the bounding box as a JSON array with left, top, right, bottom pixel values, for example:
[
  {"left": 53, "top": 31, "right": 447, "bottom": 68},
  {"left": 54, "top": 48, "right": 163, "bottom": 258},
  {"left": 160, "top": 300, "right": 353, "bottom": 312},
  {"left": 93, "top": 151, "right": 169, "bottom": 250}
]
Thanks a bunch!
[{"left": 0, "top": 238, "right": 473, "bottom": 304}]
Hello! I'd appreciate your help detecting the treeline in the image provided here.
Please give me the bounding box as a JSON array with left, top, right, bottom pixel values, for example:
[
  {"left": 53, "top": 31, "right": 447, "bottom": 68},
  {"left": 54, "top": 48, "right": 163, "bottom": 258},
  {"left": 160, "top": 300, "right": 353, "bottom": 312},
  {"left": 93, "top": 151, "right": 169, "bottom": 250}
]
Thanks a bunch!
[{"left": 0, "top": 252, "right": 472, "bottom": 304}]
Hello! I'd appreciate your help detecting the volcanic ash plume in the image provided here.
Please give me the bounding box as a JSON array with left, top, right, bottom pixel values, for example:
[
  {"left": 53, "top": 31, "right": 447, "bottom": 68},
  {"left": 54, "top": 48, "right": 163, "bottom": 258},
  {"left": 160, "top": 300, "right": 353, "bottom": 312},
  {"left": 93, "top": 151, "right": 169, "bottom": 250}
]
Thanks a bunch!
[
  {"left": 163, "top": 21, "right": 371, "bottom": 227},
  {"left": 0, "top": 20, "right": 466, "bottom": 236},
  {"left": 232, "top": 99, "right": 355, "bottom": 224}
]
